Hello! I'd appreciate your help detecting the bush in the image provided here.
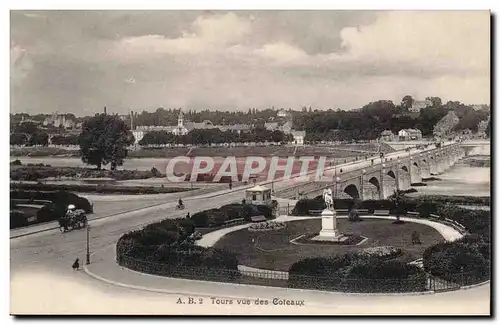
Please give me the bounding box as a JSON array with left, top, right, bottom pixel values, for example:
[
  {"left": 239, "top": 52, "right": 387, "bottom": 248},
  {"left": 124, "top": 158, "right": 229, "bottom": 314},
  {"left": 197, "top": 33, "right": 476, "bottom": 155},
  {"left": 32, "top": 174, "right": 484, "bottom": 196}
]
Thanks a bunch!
[
  {"left": 151, "top": 167, "right": 160, "bottom": 177},
  {"left": 191, "top": 203, "right": 274, "bottom": 227},
  {"left": 191, "top": 211, "right": 210, "bottom": 227},
  {"left": 291, "top": 198, "right": 325, "bottom": 215},
  {"left": 116, "top": 214, "right": 240, "bottom": 282},
  {"left": 288, "top": 255, "right": 426, "bottom": 293},
  {"left": 9, "top": 190, "right": 92, "bottom": 226},
  {"left": 11, "top": 159, "right": 22, "bottom": 166},
  {"left": 10, "top": 209, "right": 29, "bottom": 229},
  {"left": 343, "top": 258, "right": 426, "bottom": 293},
  {"left": 423, "top": 236, "right": 490, "bottom": 284},
  {"left": 11, "top": 190, "right": 92, "bottom": 212}
]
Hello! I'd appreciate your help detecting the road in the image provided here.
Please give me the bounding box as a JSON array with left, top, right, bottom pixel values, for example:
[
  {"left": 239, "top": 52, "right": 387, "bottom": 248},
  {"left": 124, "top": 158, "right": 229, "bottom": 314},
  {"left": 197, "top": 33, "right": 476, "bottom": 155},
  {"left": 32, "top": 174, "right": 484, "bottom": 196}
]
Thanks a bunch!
[{"left": 10, "top": 141, "right": 489, "bottom": 315}]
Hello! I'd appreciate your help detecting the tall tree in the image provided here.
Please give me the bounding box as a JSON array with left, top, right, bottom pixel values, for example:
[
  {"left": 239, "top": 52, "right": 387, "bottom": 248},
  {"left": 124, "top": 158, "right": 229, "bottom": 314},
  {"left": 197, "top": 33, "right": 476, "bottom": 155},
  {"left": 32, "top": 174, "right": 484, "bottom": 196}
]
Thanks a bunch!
[
  {"left": 401, "top": 95, "right": 414, "bottom": 110},
  {"left": 79, "top": 114, "right": 135, "bottom": 170},
  {"left": 425, "top": 96, "right": 442, "bottom": 108}
]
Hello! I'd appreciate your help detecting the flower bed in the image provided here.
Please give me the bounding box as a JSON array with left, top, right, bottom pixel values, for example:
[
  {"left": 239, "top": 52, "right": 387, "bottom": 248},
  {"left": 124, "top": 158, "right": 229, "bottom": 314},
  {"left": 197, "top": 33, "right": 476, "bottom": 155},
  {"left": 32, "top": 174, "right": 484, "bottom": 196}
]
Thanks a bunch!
[
  {"left": 357, "top": 246, "right": 402, "bottom": 260},
  {"left": 248, "top": 221, "right": 286, "bottom": 232}
]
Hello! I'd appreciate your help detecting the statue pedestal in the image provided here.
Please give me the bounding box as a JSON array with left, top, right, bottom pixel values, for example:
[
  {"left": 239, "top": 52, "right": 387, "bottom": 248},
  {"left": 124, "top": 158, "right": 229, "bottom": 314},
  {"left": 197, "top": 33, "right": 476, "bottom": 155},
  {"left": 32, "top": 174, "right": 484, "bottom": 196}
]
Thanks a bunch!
[
  {"left": 319, "top": 209, "right": 339, "bottom": 238},
  {"left": 312, "top": 209, "right": 348, "bottom": 242}
]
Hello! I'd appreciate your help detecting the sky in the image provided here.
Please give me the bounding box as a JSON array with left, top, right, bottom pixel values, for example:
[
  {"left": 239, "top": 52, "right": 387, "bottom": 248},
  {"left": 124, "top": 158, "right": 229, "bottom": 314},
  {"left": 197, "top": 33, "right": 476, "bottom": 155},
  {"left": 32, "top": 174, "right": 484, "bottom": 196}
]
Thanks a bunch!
[{"left": 10, "top": 10, "right": 490, "bottom": 116}]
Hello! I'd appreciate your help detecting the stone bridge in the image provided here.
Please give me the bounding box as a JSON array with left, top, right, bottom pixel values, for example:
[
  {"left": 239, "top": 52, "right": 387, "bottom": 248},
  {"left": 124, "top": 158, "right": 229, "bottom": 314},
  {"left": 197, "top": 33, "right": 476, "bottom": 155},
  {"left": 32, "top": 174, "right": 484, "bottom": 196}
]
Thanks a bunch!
[{"left": 277, "top": 142, "right": 472, "bottom": 201}]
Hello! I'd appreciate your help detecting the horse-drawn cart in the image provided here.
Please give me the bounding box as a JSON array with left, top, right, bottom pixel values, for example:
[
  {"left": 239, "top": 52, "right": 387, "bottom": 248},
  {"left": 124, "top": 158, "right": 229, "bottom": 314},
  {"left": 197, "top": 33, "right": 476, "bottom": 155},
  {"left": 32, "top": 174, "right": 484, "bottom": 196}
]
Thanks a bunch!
[{"left": 58, "top": 209, "right": 88, "bottom": 232}]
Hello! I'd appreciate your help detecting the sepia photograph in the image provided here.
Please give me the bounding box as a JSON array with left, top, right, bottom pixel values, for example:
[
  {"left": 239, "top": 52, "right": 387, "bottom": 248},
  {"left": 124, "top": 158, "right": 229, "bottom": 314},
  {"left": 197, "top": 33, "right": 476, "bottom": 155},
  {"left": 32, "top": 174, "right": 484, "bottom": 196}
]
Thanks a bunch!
[{"left": 8, "top": 6, "right": 492, "bottom": 316}]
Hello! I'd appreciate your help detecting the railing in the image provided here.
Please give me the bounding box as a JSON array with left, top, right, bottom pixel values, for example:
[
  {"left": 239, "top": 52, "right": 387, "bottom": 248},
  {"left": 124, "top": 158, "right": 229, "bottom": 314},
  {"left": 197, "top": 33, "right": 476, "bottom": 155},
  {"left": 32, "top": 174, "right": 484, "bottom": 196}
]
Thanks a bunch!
[{"left": 116, "top": 253, "right": 486, "bottom": 293}]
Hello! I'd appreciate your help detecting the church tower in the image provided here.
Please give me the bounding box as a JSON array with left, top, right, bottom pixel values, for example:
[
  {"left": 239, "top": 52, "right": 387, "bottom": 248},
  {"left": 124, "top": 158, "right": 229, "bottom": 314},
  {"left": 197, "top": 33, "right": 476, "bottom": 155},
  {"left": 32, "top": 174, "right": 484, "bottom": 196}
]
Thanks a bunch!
[{"left": 178, "top": 110, "right": 184, "bottom": 127}]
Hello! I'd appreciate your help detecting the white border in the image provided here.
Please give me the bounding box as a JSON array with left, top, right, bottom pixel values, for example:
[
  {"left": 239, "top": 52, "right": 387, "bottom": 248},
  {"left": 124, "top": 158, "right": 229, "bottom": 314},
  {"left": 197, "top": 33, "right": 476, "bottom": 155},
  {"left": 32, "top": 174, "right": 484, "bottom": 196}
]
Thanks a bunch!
[{"left": 3, "top": 1, "right": 497, "bottom": 323}]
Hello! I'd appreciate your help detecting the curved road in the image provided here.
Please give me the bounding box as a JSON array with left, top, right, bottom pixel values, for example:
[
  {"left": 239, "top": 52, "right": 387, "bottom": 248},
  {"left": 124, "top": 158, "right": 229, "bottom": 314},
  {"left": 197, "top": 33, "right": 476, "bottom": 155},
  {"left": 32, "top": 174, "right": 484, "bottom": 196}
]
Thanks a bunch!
[{"left": 10, "top": 142, "right": 490, "bottom": 315}]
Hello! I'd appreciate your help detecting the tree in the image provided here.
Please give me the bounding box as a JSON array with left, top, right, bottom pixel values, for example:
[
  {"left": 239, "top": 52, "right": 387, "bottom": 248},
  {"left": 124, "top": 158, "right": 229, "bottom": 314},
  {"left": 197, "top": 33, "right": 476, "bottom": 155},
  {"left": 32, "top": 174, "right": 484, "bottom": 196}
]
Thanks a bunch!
[
  {"left": 390, "top": 190, "right": 407, "bottom": 224},
  {"left": 486, "top": 119, "right": 491, "bottom": 138},
  {"left": 426, "top": 96, "right": 442, "bottom": 108},
  {"left": 401, "top": 95, "right": 414, "bottom": 110},
  {"left": 79, "top": 113, "right": 135, "bottom": 170},
  {"left": 13, "top": 122, "right": 39, "bottom": 135},
  {"left": 10, "top": 133, "right": 27, "bottom": 146},
  {"left": 29, "top": 131, "right": 49, "bottom": 146}
]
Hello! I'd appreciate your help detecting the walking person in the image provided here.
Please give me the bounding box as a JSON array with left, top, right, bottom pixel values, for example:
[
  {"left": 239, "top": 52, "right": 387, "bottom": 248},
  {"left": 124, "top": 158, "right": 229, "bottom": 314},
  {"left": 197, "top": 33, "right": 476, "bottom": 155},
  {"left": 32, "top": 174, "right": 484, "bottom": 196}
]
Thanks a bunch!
[{"left": 72, "top": 258, "right": 80, "bottom": 271}]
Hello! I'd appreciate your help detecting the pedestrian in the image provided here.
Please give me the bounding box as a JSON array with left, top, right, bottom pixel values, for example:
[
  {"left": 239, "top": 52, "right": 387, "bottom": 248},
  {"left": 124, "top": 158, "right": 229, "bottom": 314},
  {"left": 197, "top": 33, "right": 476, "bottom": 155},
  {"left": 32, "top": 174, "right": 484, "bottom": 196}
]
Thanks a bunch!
[
  {"left": 72, "top": 258, "right": 80, "bottom": 271},
  {"left": 229, "top": 182, "right": 232, "bottom": 190},
  {"left": 186, "top": 212, "right": 190, "bottom": 219}
]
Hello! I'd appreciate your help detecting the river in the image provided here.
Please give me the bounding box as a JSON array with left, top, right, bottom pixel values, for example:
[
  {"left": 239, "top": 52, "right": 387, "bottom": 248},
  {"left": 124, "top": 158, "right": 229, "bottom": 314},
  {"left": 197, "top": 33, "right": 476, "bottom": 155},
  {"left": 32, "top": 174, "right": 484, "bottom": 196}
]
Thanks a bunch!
[
  {"left": 13, "top": 155, "right": 490, "bottom": 197},
  {"left": 409, "top": 156, "right": 490, "bottom": 197}
]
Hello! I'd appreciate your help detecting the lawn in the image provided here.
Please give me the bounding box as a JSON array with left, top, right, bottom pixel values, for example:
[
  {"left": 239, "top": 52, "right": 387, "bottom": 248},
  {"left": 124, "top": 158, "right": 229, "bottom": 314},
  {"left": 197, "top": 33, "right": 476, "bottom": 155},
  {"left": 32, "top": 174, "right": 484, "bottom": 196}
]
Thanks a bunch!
[{"left": 213, "top": 218, "right": 445, "bottom": 271}]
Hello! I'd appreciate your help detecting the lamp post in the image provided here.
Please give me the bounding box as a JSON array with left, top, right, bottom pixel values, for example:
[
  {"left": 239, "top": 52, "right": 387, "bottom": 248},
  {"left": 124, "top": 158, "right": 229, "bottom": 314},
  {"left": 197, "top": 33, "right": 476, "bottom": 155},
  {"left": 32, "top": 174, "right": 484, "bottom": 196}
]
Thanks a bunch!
[
  {"left": 86, "top": 225, "right": 91, "bottom": 265},
  {"left": 396, "top": 159, "right": 401, "bottom": 191}
]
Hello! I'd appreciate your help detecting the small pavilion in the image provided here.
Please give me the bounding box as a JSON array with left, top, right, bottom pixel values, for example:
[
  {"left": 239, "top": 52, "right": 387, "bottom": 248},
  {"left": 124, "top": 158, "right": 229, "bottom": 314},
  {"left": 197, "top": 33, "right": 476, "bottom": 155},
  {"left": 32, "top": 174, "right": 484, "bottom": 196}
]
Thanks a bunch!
[{"left": 245, "top": 185, "right": 272, "bottom": 206}]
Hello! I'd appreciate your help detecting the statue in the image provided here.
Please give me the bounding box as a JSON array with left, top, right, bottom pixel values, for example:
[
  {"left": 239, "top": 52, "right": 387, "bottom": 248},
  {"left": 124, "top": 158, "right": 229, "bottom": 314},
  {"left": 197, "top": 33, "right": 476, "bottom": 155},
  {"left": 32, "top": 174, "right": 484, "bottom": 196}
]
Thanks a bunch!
[{"left": 323, "top": 188, "right": 334, "bottom": 210}]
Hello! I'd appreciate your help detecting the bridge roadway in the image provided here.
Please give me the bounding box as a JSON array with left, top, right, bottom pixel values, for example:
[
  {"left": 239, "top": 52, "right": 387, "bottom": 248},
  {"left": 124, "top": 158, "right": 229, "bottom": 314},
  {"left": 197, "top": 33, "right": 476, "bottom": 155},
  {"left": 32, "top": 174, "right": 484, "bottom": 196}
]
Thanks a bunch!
[{"left": 10, "top": 140, "right": 490, "bottom": 315}]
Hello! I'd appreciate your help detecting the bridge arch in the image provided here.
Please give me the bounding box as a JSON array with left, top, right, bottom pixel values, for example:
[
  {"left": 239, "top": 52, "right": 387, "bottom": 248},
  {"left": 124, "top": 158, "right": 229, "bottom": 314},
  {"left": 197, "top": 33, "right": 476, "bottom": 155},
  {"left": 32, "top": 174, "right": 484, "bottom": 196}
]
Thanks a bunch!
[
  {"left": 401, "top": 166, "right": 409, "bottom": 173},
  {"left": 344, "top": 184, "right": 360, "bottom": 199},
  {"left": 387, "top": 170, "right": 396, "bottom": 178},
  {"left": 367, "top": 176, "right": 381, "bottom": 199},
  {"left": 413, "top": 162, "right": 419, "bottom": 168}
]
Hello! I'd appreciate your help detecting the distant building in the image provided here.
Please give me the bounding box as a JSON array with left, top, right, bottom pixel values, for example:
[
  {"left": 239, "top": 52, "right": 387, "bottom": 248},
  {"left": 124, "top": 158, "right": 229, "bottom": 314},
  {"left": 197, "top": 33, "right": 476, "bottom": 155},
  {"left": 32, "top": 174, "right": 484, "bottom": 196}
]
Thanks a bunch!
[
  {"left": 19, "top": 116, "right": 42, "bottom": 125},
  {"left": 409, "top": 99, "right": 432, "bottom": 112},
  {"left": 218, "top": 124, "right": 252, "bottom": 134},
  {"left": 264, "top": 122, "right": 279, "bottom": 131},
  {"left": 264, "top": 121, "right": 292, "bottom": 134},
  {"left": 291, "top": 130, "right": 305, "bottom": 145},
  {"left": 171, "top": 111, "right": 188, "bottom": 136},
  {"left": 277, "top": 109, "right": 290, "bottom": 118},
  {"left": 43, "top": 113, "right": 76, "bottom": 129},
  {"left": 380, "top": 130, "right": 396, "bottom": 142},
  {"left": 132, "top": 130, "right": 145, "bottom": 144},
  {"left": 398, "top": 128, "right": 422, "bottom": 141}
]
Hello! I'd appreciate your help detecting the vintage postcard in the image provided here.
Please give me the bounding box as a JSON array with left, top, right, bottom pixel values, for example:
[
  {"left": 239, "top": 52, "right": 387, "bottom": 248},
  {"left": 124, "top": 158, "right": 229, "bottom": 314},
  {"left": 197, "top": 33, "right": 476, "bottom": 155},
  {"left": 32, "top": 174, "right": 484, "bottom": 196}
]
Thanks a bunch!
[{"left": 9, "top": 9, "right": 491, "bottom": 316}]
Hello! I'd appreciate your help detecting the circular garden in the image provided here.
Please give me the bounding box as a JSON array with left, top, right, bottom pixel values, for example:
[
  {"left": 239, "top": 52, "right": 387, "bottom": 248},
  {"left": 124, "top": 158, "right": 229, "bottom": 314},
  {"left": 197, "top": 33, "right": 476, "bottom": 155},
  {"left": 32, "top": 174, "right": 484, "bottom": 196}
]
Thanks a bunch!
[
  {"left": 213, "top": 218, "right": 444, "bottom": 271},
  {"left": 115, "top": 194, "right": 490, "bottom": 293}
]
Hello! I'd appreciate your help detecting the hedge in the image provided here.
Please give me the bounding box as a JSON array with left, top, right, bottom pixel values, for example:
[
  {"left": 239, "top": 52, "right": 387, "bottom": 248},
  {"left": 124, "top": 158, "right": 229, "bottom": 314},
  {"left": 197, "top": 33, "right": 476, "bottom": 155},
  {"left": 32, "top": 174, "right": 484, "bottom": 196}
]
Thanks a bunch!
[
  {"left": 190, "top": 201, "right": 277, "bottom": 228},
  {"left": 10, "top": 209, "right": 30, "bottom": 229},
  {"left": 293, "top": 195, "right": 489, "bottom": 220},
  {"left": 116, "top": 217, "right": 240, "bottom": 280},
  {"left": 288, "top": 254, "right": 426, "bottom": 293},
  {"left": 431, "top": 204, "right": 490, "bottom": 241},
  {"left": 183, "top": 173, "right": 244, "bottom": 183},
  {"left": 292, "top": 197, "right": 394, "bottom": 215},
  {"left": 423, "top": 235, "right": 490, "bottom": 284},
  {"left": 10, "top": 190, "right": 93, "bottom": 228}
]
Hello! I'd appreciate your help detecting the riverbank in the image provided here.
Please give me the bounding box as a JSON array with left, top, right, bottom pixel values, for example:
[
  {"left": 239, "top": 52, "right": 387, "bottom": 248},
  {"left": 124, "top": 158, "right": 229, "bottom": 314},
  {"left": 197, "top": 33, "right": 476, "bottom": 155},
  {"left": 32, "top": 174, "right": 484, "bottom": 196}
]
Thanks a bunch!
[
  {"left": 10, "top": 164, "right": 164, "bottom": 181},
  {"left": 10, "top": 182, "right": 196, "bottom": 195}
]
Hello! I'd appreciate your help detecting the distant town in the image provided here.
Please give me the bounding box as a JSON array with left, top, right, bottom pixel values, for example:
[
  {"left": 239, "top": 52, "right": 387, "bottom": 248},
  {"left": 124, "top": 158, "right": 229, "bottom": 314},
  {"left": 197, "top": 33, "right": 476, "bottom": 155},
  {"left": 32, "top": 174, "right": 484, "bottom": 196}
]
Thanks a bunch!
[{"left": 10, "top": 96, "right": 490, "bottom": 153}]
